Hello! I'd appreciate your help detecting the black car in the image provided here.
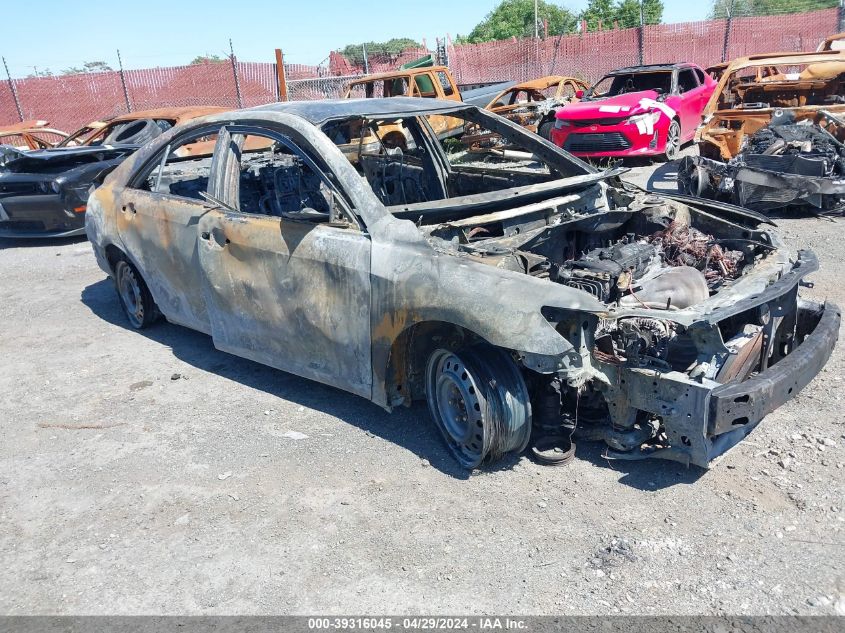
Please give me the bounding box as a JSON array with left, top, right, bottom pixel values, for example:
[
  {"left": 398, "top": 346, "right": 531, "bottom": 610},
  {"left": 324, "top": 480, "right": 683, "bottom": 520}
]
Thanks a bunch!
[{"left": 0, "top": 106, "right": 225, "bottom": 238}]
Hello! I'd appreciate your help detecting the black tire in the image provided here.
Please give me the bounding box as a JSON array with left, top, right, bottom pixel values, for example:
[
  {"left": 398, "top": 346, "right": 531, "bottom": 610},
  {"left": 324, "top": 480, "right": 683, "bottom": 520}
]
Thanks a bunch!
[
  {"left": 114, "top": 258, "right": 159, "bottom": 329},
  {"left": 425, "top": 344, "right": 531, "bottom": 469},
  {"left": 661, "top": 119, "right": 681, "bottom": 162},
  {"left": 677, "top": 155, "right": 712, "bottom": 198},
  {"left": 104, "top": 119, "right": 163, "bottom": 146},
  {"left": 538, "top": 120, "right": 554, "bottom": 141}
]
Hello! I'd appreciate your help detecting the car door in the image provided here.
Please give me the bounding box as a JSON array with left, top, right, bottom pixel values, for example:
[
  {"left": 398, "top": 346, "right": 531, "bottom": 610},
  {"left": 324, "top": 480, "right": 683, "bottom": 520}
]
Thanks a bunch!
[
  {"left": 115, "top": 124, "right": 223, "bottom": 333},
  {"left": 675, "top": 68, "right": 703, "bottom": 140},
  {"left": 195, "top": 124, "right": 373, "bottom": 398}
]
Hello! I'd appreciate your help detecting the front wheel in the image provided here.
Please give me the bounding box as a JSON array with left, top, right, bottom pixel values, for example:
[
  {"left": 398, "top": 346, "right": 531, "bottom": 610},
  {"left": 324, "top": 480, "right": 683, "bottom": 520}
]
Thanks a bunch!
[
  {"left": 663, "top": 120, "right": 681, "bottom": 162},
  {"left": 538, "top": 120, "right": 554, "bottom": 141},
  {"left": 114, "top": 258, "right": 159, "bottom": 329},
  {"left": 425, "top": 345, "right": 531, "bottom": 469}
]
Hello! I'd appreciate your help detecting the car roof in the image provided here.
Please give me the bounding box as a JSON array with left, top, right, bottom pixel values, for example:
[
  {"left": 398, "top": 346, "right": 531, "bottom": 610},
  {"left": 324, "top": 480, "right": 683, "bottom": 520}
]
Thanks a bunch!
[
  {"left": 245, "top": 97, "right": 469, "bottom": 125},
  {"left": 505, "top": 75, "right": 583, "bottom": 91},
  {"left": 0, "top": 119, "right": 52, "bottom": 134},
  {"left": 344, "top": 66, "right": 450, "bottom": 84},
  {"left": 607, "top": 63, "right": 692, "bottom": 74},
  {"left": 109, "top": 106, "right": 229, "bottom": 124}
]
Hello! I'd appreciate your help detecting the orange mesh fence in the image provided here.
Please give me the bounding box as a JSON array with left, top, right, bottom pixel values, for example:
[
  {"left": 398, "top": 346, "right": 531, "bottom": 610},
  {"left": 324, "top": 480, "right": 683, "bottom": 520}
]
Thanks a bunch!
[{"left": 0, "top": 8, "right": 840, "bottom": 133}]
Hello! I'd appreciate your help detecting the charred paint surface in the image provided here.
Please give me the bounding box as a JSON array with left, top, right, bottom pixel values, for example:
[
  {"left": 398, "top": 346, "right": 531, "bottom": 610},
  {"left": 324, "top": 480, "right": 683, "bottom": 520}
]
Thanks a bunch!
[{"left": 86, "top": 99, "right": 838, "bottom": 470}]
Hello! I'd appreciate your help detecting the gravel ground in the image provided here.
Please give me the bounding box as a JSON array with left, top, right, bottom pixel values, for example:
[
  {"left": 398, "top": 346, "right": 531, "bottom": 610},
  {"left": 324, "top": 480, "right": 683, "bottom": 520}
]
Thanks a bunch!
[{"left": 0, "top": 154, "right": 843, "bottom": 615}]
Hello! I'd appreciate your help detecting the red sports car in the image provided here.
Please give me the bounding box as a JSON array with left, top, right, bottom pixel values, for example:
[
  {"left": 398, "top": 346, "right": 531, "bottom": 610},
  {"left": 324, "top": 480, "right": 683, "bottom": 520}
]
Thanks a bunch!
[{"left": 550, "top": 63, "right": 716, "bottom": 161}]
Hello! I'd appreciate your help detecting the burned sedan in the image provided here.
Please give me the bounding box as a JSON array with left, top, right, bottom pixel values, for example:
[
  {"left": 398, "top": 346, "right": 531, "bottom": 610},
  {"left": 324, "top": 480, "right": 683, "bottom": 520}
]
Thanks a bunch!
[
  {"left": 0, "top": 107, "right": 225, "bottom": 238},
  {"left": 679, "top": 51, "right": 845, "bottom": 213},
  {"left": 86, "top": 98, "right": 838, "bottom": 470}
]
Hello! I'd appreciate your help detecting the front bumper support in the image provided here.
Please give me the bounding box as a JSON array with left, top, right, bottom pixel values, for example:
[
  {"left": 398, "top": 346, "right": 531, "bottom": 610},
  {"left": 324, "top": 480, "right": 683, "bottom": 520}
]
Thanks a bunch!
[{"left": 600, "top": 298, "right": 839, "bottom": 468}]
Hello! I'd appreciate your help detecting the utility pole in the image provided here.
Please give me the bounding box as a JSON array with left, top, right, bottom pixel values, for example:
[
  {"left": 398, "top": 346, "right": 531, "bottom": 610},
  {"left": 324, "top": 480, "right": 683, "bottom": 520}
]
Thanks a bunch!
[
  {"left": 362, "top": 43, "right": 369, "bottom": 74},
  {"left": 116, "top": 49, "right": 132, "bottom": 113},
  {"left": 2, "top": 56, "right": 23, "bottom": 122},
  {"left": 722, "top": 0, "right": 734, "bottom": 63},
  {"left": 839, "top": 0, "right": 844, "bottom": 34},
  {"left": 275, "top": 48, "right": 288, "bottom": 102},
  {"left": 638, "top": 0, "right": 645, "bottom": 65},
  {"left": 534, "top": 0, "right": 539, "bottom": 38},
  {"left": 229, "top": 38, "right": 243, "bottom": 108}
]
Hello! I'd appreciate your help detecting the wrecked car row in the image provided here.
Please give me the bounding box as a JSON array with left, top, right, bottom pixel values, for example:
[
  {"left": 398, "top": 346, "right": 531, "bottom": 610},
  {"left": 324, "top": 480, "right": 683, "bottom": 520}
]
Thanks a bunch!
[
  {"left": 0, "top": 107, "right": 225, "bottom": 237},
  {"left": 679, "top": 50, "right": 845, "bottom": 214},
  {"left": 84, "top": 98, "right": 838, "bottom": 470}
]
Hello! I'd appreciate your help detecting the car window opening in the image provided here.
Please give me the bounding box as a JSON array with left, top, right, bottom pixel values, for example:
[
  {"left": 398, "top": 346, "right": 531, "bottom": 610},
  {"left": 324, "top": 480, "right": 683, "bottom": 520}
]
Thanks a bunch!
[{"left": 325, "top": 109, "right": 592, "bottom": 224}]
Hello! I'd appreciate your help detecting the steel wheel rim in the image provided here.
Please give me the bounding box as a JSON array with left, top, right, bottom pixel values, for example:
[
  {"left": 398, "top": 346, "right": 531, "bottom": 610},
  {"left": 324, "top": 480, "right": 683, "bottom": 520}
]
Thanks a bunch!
[
  {"left": 430, "top": 351, "right": 484, "bottom": 466},
  {"left": 666, "top": 123, "right": 680, "bottom": 159},
  {"left": 117, "top": 263, "right": 144, "bottom": 327}
]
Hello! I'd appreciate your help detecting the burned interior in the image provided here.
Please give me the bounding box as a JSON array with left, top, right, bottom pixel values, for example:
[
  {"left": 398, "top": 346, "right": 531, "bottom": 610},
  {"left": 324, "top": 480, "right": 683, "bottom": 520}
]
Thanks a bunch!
[
  {"left": 86, "top": 100, "right": 839, "bottom": 471},
  {"left": 680, "top": 52, "right": 845, "bottom": 212}
]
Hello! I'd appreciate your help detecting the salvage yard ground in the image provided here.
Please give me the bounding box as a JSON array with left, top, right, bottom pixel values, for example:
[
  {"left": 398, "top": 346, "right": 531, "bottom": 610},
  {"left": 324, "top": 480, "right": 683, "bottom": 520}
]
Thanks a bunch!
[{"left": 0, "top": 156, "right": 843, "bottom": 615}]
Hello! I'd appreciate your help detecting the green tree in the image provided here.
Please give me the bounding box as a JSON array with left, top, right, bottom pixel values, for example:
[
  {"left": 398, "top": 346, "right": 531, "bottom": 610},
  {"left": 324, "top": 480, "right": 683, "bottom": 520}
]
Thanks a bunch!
[
  {"left": 459, "top": 0, "right": 578, "bottom": 43},
  {"left": 340, "top": 38, "right": 423, "bottom": 66},
  {"left": 27, "top": 67, "right": 54, "bottom": 78},
  {"left": 581, "top": 0, "right": 617, "bottom": 31},
  {"left": 615, "top": 0, "right": 664, "bottom": 28},
  {"left": 710, "top": 0, "right": 838, "bottom": 18},
  {"left": 61, "top": 61, "right": 113, "bottom": 75},
  {"left": 190, "top": 54, "right": 226, "bottom": 65}
]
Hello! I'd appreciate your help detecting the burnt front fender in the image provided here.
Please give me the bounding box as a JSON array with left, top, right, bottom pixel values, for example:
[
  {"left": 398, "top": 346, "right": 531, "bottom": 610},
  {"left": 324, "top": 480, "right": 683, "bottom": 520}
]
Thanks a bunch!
[{"left": 368, "top": 215, "right": 605, "bottom": 408}]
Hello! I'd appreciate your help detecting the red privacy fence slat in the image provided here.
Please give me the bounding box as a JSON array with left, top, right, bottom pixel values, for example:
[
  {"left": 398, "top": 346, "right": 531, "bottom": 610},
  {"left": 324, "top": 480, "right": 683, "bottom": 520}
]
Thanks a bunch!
[{"left": 0, "top": 8, "right": 840, "bottom": 133}]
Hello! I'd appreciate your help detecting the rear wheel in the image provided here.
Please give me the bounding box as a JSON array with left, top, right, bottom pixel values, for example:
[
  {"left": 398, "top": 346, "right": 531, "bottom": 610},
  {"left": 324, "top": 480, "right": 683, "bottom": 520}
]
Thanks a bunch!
[
  {"left": 114, "top": 258, "right": 158, "bottom": 329},
  {"left": 425, "top": 345, "right": 531, "bottom": 469}
]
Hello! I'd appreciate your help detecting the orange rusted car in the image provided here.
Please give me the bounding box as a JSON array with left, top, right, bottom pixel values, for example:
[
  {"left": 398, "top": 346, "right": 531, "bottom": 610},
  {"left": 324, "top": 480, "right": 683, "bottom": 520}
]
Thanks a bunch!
[
  {"left": 0, "top": 120, "right": 69, "bottom": 150},
  {"left": 481, "top": 75, "right": 589, "bottom": 139},
  {"left": 679, "top": 50, "right": 845, "bottom": 212}
]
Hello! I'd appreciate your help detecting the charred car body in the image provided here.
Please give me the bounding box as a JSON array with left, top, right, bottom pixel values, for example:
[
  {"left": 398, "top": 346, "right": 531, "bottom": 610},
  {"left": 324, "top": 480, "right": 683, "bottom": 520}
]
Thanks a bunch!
[
  {"left": 0, "top": 120, "right": 69, "bottom": 150},
  {"left": 86, "top": 98, "right": 838, "bottom": 470},
  {"left": 479, "top": 75, "right": 589, "bottom": 140},
  {"left": 679, "top": 51, "right": 845, "bottom": 213},
  {"left": 0, "top": 107, "right": 225, "bottom": 238}
]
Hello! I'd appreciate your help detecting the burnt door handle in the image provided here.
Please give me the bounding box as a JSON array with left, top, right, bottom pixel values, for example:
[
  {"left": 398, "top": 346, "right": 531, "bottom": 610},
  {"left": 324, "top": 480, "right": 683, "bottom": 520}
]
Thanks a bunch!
[{"left": 122, "top": 202, "right": 136, "bottom": 214}]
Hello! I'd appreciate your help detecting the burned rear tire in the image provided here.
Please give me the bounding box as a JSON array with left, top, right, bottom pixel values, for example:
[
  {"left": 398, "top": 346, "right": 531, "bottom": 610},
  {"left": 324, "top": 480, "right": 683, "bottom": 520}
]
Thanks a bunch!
[
  {"left": 425, "top": 345, "right": 531, "bottom": 469},
  {"left": 114, "top": 258, "right": 159, "bottom": 329},
  {"left": 104, "top": 119, "right": 163, "bottom": 146}
]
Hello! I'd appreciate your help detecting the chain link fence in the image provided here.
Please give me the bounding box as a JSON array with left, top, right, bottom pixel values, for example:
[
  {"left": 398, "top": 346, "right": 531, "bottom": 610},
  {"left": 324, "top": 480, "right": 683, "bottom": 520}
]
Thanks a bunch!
[{"left": 1, "top": 6, "right": 843, "bottom": 134}]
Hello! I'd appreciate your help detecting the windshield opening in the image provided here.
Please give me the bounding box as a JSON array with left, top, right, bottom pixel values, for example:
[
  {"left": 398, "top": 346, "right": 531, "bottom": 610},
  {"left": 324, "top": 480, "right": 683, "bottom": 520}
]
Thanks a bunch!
[
  {"left": 322, "top": 108, "right": 596, "bottom": 223},
  {"left": 586, "top": 71, "right": 672, "bottom": 99},
  {"left": 718, "top": 60, "right": 845, "bottom": 110}
]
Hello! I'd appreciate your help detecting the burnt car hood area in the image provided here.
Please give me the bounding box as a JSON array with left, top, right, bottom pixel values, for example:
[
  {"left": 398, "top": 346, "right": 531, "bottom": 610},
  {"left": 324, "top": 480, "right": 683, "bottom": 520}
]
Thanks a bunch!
[
  {"left": 82, "top": 99, "right": 839, "bottom": 472},
  {"left": 0, "top": 144, "right": 137, "bottom": 237}
]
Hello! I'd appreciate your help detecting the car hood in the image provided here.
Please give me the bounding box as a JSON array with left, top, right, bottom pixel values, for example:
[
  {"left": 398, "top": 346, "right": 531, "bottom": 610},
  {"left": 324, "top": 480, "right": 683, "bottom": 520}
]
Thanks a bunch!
[
  {"left": 556, "top": 90, "right": 667, "bottom": 121},
  {"left": 0, "top": 143, "right": 137, "bottom": 172}
]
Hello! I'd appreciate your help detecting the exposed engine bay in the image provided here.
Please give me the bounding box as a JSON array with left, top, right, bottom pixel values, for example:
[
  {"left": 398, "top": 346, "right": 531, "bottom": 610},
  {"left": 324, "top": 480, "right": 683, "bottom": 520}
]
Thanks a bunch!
[{"left": 413, "top": 177, "right": 831, "bottom": 468}]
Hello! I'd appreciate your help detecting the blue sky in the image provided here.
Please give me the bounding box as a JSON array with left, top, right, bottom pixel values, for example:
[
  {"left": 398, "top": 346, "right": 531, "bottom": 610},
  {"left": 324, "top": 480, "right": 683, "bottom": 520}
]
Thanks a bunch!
[{"left": 2, "top": 1, "right": 708, "bottom": 77}]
